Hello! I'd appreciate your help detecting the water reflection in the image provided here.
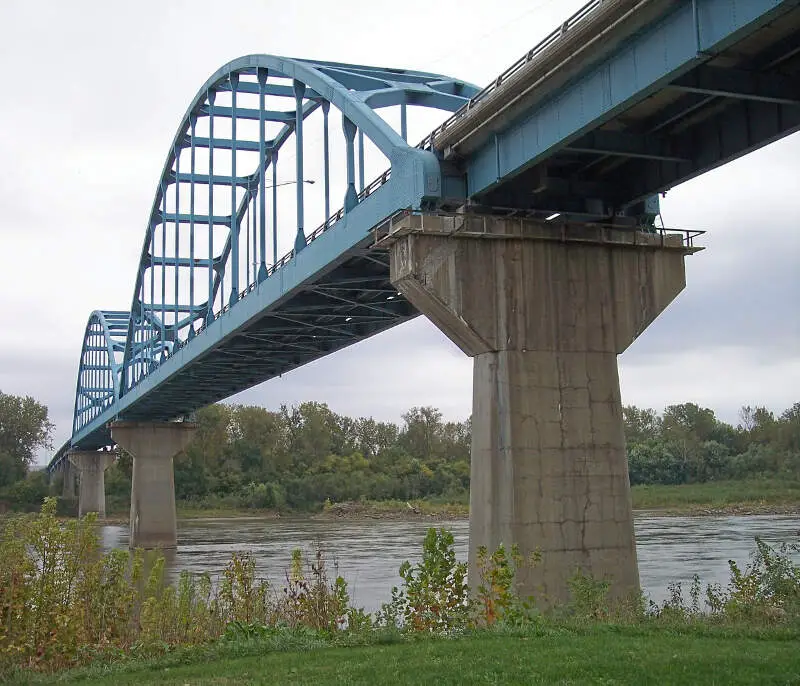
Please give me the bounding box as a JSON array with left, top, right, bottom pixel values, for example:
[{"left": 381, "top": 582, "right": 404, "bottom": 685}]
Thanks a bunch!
[{"left": 102, "top": 514, "right": 799, "bottom": 612}]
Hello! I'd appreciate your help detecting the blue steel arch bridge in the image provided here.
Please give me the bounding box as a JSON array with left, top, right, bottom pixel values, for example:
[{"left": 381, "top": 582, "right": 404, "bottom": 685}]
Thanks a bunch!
[{"left": 50, "top": 0, "right": 800, "bottom": 472}]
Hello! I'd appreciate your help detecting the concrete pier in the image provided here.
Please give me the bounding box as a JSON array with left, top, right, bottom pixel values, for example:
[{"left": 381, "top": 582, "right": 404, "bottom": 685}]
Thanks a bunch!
[
  {"left": 61, "top": 459, "right": 77, "bottom": 500},
  {"left": 389, "top": 214, "right": 691, "bottom": 605},
  {"left": 110, "top": 421, "right": 197, "bottom": 549},
  {"left": 68, "top": 451, "right": 114, "bottom": 518}
]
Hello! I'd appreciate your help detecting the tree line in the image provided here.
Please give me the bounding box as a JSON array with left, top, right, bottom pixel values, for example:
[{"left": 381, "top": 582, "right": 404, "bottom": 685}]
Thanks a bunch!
[
  {"left": 108, "top": 403, "right": 471, "bottom": 512},
  {"left": 0, "top": 389, "right": 798, "bottom": 512},
  {"left": 624, "top": 403, "right": 799, "bottom": 485}
]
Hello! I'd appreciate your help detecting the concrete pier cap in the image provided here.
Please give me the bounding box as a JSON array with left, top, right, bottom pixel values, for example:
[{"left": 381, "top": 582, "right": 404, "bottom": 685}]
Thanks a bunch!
[
  {"left": 68, "top": 450, "right": 115, "bottom": 518},
  {"left": 110, "top": 420, "right": 197, "bottom": 549},
  {"left": 387, "top": 212, "right": 696, "bottom": 607}
]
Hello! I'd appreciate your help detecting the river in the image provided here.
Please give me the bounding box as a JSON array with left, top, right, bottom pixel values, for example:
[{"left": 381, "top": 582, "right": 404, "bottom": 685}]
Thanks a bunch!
[{"left": 99, "top": 513, "right": 799, "bottom": 613}]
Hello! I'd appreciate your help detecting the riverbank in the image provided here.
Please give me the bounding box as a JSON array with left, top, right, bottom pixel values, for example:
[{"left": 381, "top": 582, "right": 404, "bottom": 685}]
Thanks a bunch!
[
  {"left": 4, "top": 502, "right": 799, "bottom": 683},
  {"left": 631, "top": 478, "right": 800, "bottom": 515},
  {"left": 13, "top": 624, "right": 800, "bottom": 685},
  {"left": 44, "top": 478, "right": 796, "bottom": 524},
  {"left": 169, "top": 479, "right": 799, "bottom": 521}
]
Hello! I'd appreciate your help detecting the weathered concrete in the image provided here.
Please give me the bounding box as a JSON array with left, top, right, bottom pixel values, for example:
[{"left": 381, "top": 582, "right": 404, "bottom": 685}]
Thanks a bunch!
[
  {"left": 68, "top": 451, "right": 114, "bottom": 518},
  {"left": 61, "top": 459, "right": 77, "bottom": 499},
  {"left": 389, "top": 214, "right": 691, "bottom": 606},
  {"left": 110, "top": 421, "right": 197, "bottom": 549}
]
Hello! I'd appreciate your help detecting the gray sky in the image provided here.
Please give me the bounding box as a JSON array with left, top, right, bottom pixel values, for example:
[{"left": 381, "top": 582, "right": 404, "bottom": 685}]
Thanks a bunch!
[{"left": 0, "top": 0, "right": 798, "bottom": 462}]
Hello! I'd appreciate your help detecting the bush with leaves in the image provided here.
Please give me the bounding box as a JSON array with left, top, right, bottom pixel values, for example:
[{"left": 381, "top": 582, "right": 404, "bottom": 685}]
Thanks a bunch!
[
  {"left": 377, "top": 528, "right": 470, "bottom": 632},
  {"left": 0, "top": 500, "right": 362, "bottom": 676},
  {"left": 705, "top": 538, "right": 800, "bottom": 623},
  {"left": 474, "top": 543, "right": 539, "bottom": 626}
]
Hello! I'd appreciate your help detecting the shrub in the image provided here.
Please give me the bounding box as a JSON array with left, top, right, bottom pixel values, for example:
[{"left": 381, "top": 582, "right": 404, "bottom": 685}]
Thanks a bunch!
[
  {"left": 377, "top": 528, "right": 470, "bottom": 632},
  {"left": 475, "top": 543, "right": 538, "bottom": 626},
  {"left": 3, "top": 503, "right": 799, "bottom": 679}
]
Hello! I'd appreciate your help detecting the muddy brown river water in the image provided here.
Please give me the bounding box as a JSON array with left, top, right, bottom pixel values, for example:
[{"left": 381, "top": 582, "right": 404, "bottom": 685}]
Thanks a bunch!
[{"left": 99, "top": 513, "right": 799, "bottom": 612}]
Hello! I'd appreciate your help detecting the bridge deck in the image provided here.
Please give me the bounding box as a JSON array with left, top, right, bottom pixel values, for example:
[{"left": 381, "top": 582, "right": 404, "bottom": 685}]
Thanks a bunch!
[{"left": 433, "top": 0, "right": 800, "bottom": 219}]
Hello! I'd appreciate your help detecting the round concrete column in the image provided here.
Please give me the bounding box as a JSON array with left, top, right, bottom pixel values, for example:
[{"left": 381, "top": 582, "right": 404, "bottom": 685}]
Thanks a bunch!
[{"left": 110, "top": 421, "right": 197, "bottom": 549}]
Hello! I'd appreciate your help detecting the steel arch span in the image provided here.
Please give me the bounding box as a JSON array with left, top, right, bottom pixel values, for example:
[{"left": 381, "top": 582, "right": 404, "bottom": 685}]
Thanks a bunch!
[
  {"left": 49, "top": 56, "right": 479, "bottom": 471},
  {"left": 72, "top": 311, "right": 130, "bottom": 435}
]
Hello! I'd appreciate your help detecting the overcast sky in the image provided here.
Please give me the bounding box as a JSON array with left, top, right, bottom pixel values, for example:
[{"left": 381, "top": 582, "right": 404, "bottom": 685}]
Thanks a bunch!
[{"left": 0, "top": 0, "right": 798, "bottom": 462}]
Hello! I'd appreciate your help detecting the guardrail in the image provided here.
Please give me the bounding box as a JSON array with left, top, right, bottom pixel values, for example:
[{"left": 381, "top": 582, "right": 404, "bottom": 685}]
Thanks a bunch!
[
  {"left": 418, "top": 0, "right": 603, "bottom": 151},
  {"left": 177, "top": 168, "right": 395, "bottom": 345},
  {"left": 374, "top": 208, "right": 705, "bottom": 252}
]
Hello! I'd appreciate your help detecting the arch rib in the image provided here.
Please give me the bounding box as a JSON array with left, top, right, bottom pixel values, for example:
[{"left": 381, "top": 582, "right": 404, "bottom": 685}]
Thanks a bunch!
[
  {"left": 119, "top": 55, "right": 478, "bottom": 399},
  {"left": 72, "top": 310, "right": 130, "bottom": 435}
]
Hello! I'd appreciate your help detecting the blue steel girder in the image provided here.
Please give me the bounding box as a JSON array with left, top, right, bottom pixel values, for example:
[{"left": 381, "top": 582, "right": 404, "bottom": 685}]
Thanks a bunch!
[
  {"left": 120, "top": 56, "right": 477, "bottom": 399},
  {"left": 459, "top": 0, "right": 800, "bottom": 212}
]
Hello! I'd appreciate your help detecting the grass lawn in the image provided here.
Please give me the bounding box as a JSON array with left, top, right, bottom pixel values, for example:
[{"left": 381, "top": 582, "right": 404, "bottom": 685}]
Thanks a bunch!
[{"left": 20, "top": 625, "right": 800, "bottom": 686}]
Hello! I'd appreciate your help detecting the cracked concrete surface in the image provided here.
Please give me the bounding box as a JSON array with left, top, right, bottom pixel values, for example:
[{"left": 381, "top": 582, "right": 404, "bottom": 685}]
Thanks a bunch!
[{"left": 389, "top": 215, "right": 688, "bottom": 606}]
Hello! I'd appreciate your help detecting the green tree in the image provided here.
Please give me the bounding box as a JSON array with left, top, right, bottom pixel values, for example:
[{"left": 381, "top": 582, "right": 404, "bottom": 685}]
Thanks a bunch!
[
  {"left": 283, "top": 402, "right": 348, "bottom": 475},
  {"left": 400, "top": 407, "right": 444, "bottom": 463},
  {"left": 229, "top": 405, "right": 286, "bottom": 480},
  {"left": 351, "top": 417, "right": 399, "bottom": 460},
  {"left": 622, "top": 405, "right": 661, "bottom": 445},
  {"left": 777, "top": 402, "right": 800, "bottom": 454},
  {"left": 176, "top": 404, "right": 232, "bottom": 499},
  {"left": 0, "top": 391, "right": 54, "bottom": 488},
  {"left": 662, "top": 403, "right": 721, "bottom": 444}
]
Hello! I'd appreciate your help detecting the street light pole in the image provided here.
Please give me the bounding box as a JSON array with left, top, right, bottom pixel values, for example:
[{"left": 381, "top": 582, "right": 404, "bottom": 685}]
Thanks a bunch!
[{"left": 265, "top": 179, "right": 315, "bottom": 189}]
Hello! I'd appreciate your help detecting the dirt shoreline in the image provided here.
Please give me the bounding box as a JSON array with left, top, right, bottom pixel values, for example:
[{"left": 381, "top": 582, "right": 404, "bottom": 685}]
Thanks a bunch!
[
  {"left": 42, "top": 500, "right": 800, "bottom": 526},
  {"left": 171, "top": 501, "right": 799, "bottom": 522},
  {"left": 635, "top": 503, "right": 800, "bottom": 518},
  {"left": 308, "top": 502, "right": 800, "bottom": 521}
]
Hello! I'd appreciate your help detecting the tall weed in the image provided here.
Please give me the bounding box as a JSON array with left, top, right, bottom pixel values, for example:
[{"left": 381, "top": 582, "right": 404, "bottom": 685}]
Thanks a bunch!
[
  {"left": 2, "top": 503, "right": 798, "bottom": 678},
  {"left": 377, "top": 528, "right": 470, "bottom": 632},
  {"left": 0, "top": 500, "right": 358, "bottom": 675}
]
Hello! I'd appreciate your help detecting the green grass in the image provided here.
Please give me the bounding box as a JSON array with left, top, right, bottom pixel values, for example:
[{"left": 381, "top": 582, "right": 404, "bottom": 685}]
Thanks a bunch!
[
  {"left": 630, "top": 478, "right": 800, "bottom": 512},
  {"left": 13, "top": 625, "right": 800, "bottom": 686}
]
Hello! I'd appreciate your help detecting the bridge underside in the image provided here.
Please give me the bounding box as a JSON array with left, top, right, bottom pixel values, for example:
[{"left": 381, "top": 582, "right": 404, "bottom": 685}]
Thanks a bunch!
[
  {"left": 76, "top": 237, "right": 413, "bottom": 450},
  {"left": 457, "top": 1, "right": 800, "bottom": 220}
]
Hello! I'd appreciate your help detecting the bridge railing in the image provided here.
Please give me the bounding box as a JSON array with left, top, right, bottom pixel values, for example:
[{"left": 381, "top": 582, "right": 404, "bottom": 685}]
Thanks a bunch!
[
  {"left": 179, "top": 168, "right": 395, "bottom": 345},
  {"left": 374, "top": 208, "right": 705, "bottom": 253},
  {"left": 418, "top": 0, "right": 602, "bottom": 151}
]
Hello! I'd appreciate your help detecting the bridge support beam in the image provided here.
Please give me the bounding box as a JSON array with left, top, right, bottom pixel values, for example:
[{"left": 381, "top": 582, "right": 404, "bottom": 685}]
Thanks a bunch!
[
  {"left": 69, "top": 451, "right": 114, "bottom": 518},
  {"left": 389, "top": 214, "right": 691, "bottom": 606},
  {"left": 111, "top": 421, "right": 197, "bottom": 549}
]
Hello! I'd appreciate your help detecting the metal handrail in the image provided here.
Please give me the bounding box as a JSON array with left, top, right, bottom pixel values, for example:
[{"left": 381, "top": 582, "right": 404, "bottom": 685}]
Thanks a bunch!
[
  {"left": 376, "top": 208, "right": 705, "bottom": 252},
  {"left": 417, "top": 0, "right": 603, "bottom": 151}
]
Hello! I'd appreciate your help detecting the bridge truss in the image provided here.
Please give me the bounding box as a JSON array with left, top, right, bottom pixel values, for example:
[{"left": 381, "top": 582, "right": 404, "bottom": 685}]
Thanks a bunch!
[{"left": 50, "top": 56, "right": 480, "bottom": 470}]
